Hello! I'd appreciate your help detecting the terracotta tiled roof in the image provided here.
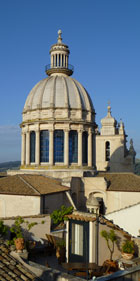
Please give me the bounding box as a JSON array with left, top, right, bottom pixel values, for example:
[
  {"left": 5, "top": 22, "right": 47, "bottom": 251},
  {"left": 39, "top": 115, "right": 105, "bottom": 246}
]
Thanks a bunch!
[
  {"left": 66, "top": 211, "right": 96, "bottom": 222},
  {"left": 0, "top": 240, "right": 38, "bottom": 280},
  {"left": 66, "top": 211, "right": 131, "bottom": 238},
  {"left": 21, "top": 174, "right": 69, "bottom": 194},
  {"left": 0, "top": 174, "right": 69, "bottom": 196},
  {"left": 97, "top": 172, "right": 140, "bottom": 192}
]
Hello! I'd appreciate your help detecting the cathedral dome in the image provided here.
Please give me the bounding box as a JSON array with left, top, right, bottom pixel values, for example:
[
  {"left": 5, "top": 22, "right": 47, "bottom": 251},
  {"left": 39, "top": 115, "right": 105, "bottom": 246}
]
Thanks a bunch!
[
  {"left": 23, "top": 30, "right": 95, "bottom": 123},
  {"left": 21, "top": 30, "right": 96, "bottom": 173},
  {"left": 23, "top": 75, "right": 94, "bottom": 117}
]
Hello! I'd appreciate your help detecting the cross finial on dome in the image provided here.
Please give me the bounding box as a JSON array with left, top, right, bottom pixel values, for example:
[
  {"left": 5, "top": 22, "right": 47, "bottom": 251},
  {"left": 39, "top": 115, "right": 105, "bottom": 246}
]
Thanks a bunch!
[
  {"left": 57, "top": 29, "right": 62, "bottom": 43},
  {"left": 107, "top": 101, "right": 111, "bottom": 117}
]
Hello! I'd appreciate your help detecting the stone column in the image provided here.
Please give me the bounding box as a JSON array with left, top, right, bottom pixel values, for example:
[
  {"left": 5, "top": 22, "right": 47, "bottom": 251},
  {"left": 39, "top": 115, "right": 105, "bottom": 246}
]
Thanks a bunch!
[
  {"left": 49, "top": 129, "right": 54, "bottom": 166},
  {"left": 60, "top": 54, "right": 62, "bottom": 67},
  {"left": 66, "top": 55, "right": 68, "bottom": 68},
  {"left": 26, "top": 130, "right": 30, "bottom": 165},
  {"left": 64, "top": 129, "right": 69, "bottom": 166},
  {"left": 78, "top": 129, "right": 82, "bottom": 166},
  {"left": 88, "top": 129, "right": 92, "bottom": 167},
  {"left": 57, "top": 53, "right": 59, "bottom": 67},
  {"left": 21, "top": 132, "right": 26, "bottom": 165},
  {"left": 35, "top": 129, "right": 40, "bottom": 165}
]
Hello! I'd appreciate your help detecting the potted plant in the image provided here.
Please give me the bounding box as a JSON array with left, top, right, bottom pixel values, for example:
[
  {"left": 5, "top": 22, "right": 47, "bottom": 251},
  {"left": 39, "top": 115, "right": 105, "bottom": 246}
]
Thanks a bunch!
[
  {"left": 121, "top": 240, "right": 134, "bottom": 260},
  {"left": 100, "top": 229, "right": 118, "bottom": 272},
  {"left": 9, "top": 216, "right": 37, "bottom": 251},
  {"left": 56, "top": 239, "right": 66, "bottom": 264}
]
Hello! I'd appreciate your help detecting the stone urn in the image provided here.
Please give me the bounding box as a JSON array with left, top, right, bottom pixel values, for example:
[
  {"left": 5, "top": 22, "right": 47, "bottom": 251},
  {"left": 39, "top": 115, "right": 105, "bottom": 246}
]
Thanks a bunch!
[{"left": 15, "top": 238, "right": 25, "bottom": 251}]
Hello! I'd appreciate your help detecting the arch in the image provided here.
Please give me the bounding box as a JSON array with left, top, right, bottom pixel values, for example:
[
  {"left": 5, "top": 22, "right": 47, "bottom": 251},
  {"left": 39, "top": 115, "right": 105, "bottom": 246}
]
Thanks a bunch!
[
  {"left": 54, "top": 130, "right": 64, "bottom": 163},
  {"left": 40, "top": 130, "right": 49, "bottom": 162},
  {"left": 30, "top": 131, "right": 35, "bottom": 163},
  {"left": 82, "top": 131, "right": 88, "bottom": 164},
  {"left": 105, "top": 141, "right": 110, "bottom": 161},
  {"left": 69, "top": 130, "right": 78, "bottom": 163}
]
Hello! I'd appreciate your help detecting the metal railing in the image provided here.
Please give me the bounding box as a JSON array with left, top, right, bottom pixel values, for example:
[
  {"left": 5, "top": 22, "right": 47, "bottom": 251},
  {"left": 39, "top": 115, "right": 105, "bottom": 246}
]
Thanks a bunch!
[{"left": 45, "top": 64, "right": 74, "bottom": 72}]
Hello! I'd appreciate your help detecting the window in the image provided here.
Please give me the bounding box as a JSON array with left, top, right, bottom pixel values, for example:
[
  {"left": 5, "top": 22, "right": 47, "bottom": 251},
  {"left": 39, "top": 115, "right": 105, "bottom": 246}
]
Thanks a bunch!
[
  {"left": 30, "top": 131, "right": 35, "bottom": 163},
  {"left": 106, "top": 141, "right": 110, "bottom": 161},
  {"left": 54, "top": 130, "right": 64, "bottom": 163},
  {"left": 56, "top": 54, "right": 57, "bottom": 66},
  {"left": 40, "top": 130, "right": 49, "bottom": 162},
  {"left": 82, "top": 131, "right": 88, "bottom": 164},
  {"left": 62, "top": 54, "right": 64, "bottom": 66},
  {"left": 69, "top": 131, "right": 78, "bottom": 163},
  {"left": 59, "top": 54, "right": 60, "bottom": 66},
  {"left": 72, "top": 223, "right": 83, "bottom": 256}
]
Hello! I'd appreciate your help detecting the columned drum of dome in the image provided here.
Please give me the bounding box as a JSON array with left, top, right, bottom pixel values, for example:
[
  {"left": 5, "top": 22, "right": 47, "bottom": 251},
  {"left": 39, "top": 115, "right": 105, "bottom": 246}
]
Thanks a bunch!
[{"left": 20, "top": 30, "right": 97, "bottom": 175}]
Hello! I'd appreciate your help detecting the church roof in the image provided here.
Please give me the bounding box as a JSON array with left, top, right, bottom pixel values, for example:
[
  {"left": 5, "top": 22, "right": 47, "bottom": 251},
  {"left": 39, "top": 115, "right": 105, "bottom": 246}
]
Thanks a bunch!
[
  {"left": 0, "top": 174, "right": 69, "bottom": 196},
  {"left": 97, "top": 172, "right": 140, "bottom": 192}
]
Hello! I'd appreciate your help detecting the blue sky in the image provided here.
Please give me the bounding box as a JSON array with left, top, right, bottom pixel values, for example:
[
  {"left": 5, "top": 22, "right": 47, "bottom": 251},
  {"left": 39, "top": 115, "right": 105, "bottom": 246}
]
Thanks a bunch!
[{"left": 0, "top": 0, "right": 140, "bottom": 162}]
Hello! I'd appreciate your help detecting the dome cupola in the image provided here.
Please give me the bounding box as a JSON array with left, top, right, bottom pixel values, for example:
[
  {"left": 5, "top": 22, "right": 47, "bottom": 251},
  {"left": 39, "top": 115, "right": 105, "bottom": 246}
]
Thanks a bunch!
[{"left": 45, "top": 30, "right": 73, "bottom": 76}]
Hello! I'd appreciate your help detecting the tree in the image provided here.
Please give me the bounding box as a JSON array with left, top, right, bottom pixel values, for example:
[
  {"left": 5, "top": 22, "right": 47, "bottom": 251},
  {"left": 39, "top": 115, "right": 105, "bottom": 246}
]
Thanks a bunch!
[{"left": 101, "top": 229, "right": 117, "bottom": 261}]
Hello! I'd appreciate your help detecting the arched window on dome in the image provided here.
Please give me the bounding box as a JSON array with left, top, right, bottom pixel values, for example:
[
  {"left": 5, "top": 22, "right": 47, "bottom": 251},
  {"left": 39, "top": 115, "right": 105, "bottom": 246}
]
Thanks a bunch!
[
  {"left": 54, "top": 130, "right": 64, "bottom": 163},
  {"left": 69, "top": 130, "right": 78, "bottom": 164},
  {"left": 105, "top": 141, "right": 110, "bottom": 161},
  {"left": 40, "top": 130, "right": 49, "bottom": 162},
  {"left": 30, "top": 131, "right": 35, "bottom": 163},
  {"left": 82, "top": 131, "right": 88, "bottom": 165}
]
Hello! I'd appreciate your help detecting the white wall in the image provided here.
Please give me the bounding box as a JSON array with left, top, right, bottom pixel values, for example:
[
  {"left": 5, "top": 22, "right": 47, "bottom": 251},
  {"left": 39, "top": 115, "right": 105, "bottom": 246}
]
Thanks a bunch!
[
  {"left": 0, "top": 194, "right": 40, "bottom": 217},
  {"left": 106, "top": 203, "right": 140, "bottom": 237},
  {"left": 2, "top": 215, "right": 51, "bottom": 240}
]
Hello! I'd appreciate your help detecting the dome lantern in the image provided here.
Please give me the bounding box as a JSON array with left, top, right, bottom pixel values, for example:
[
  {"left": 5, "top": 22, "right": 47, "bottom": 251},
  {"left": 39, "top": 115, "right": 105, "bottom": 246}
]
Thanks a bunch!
[{"left": 45, "top": 30, "right": 74, "bottom": 76}]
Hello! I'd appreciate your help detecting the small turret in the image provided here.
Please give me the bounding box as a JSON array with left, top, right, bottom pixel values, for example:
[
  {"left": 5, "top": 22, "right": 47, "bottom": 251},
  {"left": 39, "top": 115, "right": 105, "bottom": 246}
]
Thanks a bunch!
[{"left": 101, "top": 103, "right": 117, "bottom": 136}]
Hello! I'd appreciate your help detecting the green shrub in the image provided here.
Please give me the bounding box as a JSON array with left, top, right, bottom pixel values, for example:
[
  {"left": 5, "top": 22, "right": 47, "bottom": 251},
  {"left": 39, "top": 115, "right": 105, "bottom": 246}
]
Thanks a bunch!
[
  {"left": 122, "top": 240, "right": 134, "bottom": 254},
  {"left": 51, "top": 205, "right": 73, "bottom": 225},
  {"left": 0, "top": 220, "right": 8, "bottom": 237}
]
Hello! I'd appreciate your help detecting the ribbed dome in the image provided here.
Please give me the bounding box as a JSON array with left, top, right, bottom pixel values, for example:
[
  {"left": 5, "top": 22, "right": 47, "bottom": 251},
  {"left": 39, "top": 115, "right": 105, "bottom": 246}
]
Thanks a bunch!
[{"left": 24, "top": 76, "right": 94, "bottom": 113}]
